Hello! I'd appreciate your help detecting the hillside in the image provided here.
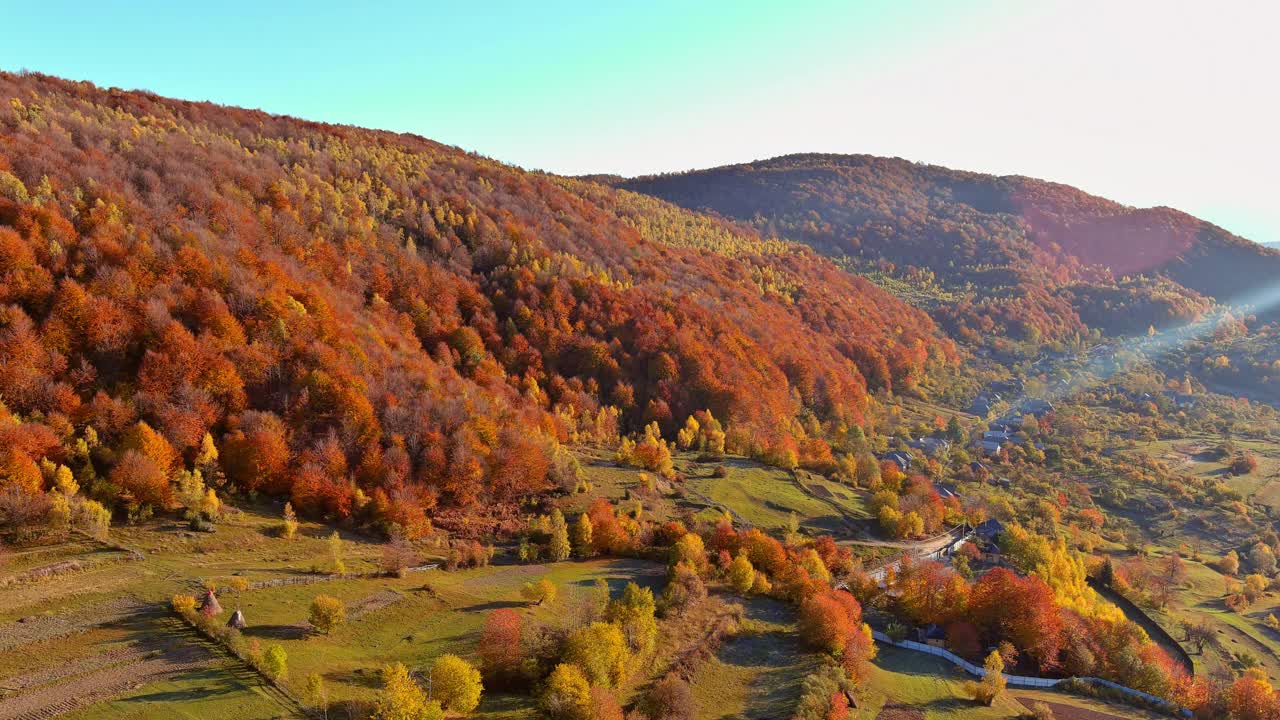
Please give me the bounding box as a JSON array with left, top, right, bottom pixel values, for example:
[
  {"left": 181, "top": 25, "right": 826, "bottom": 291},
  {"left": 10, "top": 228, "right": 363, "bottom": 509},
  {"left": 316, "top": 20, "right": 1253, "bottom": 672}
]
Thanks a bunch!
[
  {"left": 0, "top": 74, "right": 953, "bottom": 531},
  {"left": 616, "top": 154, "right": 1280, "bottom": 342}
]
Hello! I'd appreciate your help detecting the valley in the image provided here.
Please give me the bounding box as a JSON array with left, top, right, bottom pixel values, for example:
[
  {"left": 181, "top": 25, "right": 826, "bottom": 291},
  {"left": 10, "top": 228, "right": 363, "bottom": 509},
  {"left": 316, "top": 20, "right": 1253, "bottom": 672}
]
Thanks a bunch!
[{"left": 2, "top": 69, "right": 1280, "bottom": 720}]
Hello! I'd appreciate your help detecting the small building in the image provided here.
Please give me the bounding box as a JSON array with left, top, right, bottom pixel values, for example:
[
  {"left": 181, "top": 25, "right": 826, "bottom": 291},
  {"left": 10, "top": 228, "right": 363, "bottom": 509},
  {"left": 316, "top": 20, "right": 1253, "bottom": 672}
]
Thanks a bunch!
[
  {"left": 974, "top": 518, "right": 1005, "bottom": 545},
  {"left": 1020, "top": 398, "right": 1055, "bottom": 417},
  {"left": 978, "top": 440, "right": 1004, "bottom": 457},
  {"left": 936, "top": 484, "right": 961, "bottom": 500},
  {"left": 916, "top": 623, "right": 947, "bottom": 647},
  {"left": 970, "top": 395, "right": 995, "bottom": 416},
  {"left": 982, "top": 430, "right": 1011, "bottom": 443},
  {"left": 909, "top": 437, "right": 950, "bottom": 457},
  {"left": 881, "top": 450, "right": 913, "bottom": 472}
]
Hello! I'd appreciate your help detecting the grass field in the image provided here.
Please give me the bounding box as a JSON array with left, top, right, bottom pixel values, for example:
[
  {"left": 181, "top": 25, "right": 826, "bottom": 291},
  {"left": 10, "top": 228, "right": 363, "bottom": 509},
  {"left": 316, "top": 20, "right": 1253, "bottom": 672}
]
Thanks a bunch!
[
  {"left": 687, "top": 596, "right": 820, "bottom": 719},
  {"left": 682, "top": 457, "right": 869, "bottom": 534},
  {"left": 0, "top": 499, "right": 674, "bottom": 719},
  {"left": 233, "top": 557, "right": 664, "bottom": 715},
  {"left": 853, "top": 647, "right": 1161, "bottom": 720}
]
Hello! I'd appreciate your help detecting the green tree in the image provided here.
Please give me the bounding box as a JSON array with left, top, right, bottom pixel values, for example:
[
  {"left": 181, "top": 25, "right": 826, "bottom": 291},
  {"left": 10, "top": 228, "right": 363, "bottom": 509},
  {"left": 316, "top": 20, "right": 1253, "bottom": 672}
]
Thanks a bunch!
[
  {"left": 262, "top": 644, "right": 287, "bottom": 681},
  {"left": 328, "top": 530, "right": 345, "bottom": 574}
]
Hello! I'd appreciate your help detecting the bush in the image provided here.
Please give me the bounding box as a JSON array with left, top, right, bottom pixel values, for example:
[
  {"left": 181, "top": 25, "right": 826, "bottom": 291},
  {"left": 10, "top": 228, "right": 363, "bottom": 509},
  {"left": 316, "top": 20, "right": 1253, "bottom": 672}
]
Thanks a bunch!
[
  {"left": 261, "top": 644, "right": 287, "bottom": 681},
  {"left": 1027, "top": 701, "right": 1055, "bottom": 720},
  {"left": 640, "top": 676, "right": 694, "bottom": 720},
  {"left": 309, "top": 595, "right": 346, "bottom": 634},
  {"left": 171, "top": 594, "right": 197, "bottom": 616}
]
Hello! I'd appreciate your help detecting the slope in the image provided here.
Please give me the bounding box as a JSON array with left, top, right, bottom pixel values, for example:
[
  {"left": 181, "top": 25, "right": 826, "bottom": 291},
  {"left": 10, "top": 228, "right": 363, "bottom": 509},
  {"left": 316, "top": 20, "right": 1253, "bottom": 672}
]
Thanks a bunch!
[
  {"left": 617, "top": 154, "right": 1278, "bottom": 343},
  {"left": 0, "top": 73, "right": 949, "bottom": 532}
]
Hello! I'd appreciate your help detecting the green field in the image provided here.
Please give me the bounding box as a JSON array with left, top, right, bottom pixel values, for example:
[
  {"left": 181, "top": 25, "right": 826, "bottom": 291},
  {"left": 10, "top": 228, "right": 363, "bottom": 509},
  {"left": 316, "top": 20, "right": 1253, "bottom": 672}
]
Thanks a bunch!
[
  {"left": 0, "top": 500, "right": 674, "bottom": 719},
  {"left": 854, "top": 647, "right": 1162, "bottom": 720},
  {"left": 682, "top": 457, "right": 869, "bottom": 534},
  {"left": 687, "top": 596, "right": 820, "bottom": 719}
]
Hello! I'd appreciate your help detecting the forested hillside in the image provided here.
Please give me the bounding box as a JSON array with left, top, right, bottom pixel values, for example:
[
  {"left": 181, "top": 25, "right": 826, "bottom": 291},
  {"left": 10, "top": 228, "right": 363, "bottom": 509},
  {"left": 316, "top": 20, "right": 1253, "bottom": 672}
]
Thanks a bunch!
[
  {"left": 0, "top": 73, "right": 950, "bottom": 532},
  {"left": 618, "top": 154, "right": 1278, "bottom": 342}
]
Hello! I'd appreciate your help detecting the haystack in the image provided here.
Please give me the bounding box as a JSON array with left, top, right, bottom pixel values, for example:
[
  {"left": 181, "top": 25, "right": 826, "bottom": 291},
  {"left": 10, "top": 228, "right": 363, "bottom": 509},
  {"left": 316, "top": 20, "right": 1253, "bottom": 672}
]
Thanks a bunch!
[
  {"left": 227, "top": 608, "right": 246, "bottom": 629},
  {"left": 199, "top": 589, "right": 223, "bottom": 617}
]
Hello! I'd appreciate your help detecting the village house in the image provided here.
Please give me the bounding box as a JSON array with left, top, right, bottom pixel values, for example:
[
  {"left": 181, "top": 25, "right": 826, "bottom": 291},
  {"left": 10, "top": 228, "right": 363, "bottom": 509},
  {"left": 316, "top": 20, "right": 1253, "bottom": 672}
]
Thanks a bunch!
[
  {"left": 908, "top": 436, "right": 951, "bottom": 457},
  {"left": 881, "top": 450, "right": 913, "bottom": 472}
]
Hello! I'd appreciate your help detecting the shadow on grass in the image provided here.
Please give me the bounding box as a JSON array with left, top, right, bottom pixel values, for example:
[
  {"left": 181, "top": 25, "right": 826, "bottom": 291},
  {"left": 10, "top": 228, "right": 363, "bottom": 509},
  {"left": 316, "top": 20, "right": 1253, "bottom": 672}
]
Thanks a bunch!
[
  {"left": 459, "top": 599, "right": 526, "bottom": 612},
  {"left": 117, "top": 667, "right": 247, "bottom": 703},
  {"left": 329, "top": 667, "right": 384, "bottom": 690},
  {"left": 246, "top": 623, "right": 309, "bottom": 640}
]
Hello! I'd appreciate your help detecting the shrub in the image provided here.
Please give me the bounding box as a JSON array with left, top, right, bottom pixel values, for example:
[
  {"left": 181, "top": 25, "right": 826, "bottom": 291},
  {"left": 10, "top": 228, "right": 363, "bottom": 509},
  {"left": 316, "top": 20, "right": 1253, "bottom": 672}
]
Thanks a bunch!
[
  {"left": 1028, "top": 701, "right": 1055, "bottom": 720},
  {"left": 262, "top": 643, "right": 287, "bottom": 680},
  {"left": 172, "top": 594, "right": 197, "bottom": 616},
  {"left": 309, "top": 595, "right": 346, "bottom": 634},
  {"left": 640, "top": 676, "right": 694, "bottom": 720}
]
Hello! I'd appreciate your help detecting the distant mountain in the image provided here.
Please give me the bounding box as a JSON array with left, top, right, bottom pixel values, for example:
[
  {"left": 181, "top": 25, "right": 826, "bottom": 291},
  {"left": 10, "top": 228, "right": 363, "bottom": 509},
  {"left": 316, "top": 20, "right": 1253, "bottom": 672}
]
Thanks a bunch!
[
  {"left": 0, "top": 74, "right": 951, "bottom": 524},
  {"left": 614, "top": 154, "right": 1280, "bottom": 341}
]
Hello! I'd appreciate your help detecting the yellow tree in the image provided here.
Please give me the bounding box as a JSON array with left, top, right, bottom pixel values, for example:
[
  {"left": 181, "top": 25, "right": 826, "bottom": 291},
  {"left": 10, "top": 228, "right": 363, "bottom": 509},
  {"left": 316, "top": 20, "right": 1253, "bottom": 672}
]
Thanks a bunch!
[
  {"left": 572, "top": 513, "right": 594, "bottom": 558},
  {"left": 122, "top": 421, "right": 178, "bottom": 474},
  {"left": 565, "top": 623, "right": 629, "bottom": 687},
  {"left": 549, "top": 509, "right": 571, "bottom": 562},
  {"left": 729, "top": 553, "right": 756, "bottom": 595},
  {"left": 372, "top": 662, "right": 444, "bottom": 720},
  {"left": 521, "top": 578, "right": 557, "bottom": 605},
  {"left": 309, "top": 595, "right": 346, "bottom": 634},
  {"left": 430, "top": 654, "right": 482, "bottom": 714},
  {"left": 542, "top": 663, "right": 591, "bottom": 720},
  {"left": 965, "top": 651, "right": 1006, "bottom": 706},
  {"left": 281, "top": 502, "right": 298, "bottom": 539},
  {"left": 605, "top": 582, "right": 657, "bottom": 654}
]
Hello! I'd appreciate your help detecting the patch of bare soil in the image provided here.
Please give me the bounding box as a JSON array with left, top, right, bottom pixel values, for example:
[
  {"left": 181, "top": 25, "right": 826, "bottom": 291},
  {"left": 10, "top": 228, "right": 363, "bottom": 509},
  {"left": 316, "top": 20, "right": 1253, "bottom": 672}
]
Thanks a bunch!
[
  {"left": 1012, "top": 697, "right": 1135, "bottom": 720},
  {"left": 348, "top": 588, "right": 404, "bottom": 620},
  {"left": 0, "top": 635, "right": 212, "bottom": 720},
  {"left": 874, "top": 704, "right": 925, "bottom": 720},
  {"left": 806, "top": 483, "right": 834, "bottom": 499},
  {"left": 0, "top": 645, "right": 144, "bottom": 691},
  {"left": 0, "top": 597, "right": 144, "bottom": 652}
]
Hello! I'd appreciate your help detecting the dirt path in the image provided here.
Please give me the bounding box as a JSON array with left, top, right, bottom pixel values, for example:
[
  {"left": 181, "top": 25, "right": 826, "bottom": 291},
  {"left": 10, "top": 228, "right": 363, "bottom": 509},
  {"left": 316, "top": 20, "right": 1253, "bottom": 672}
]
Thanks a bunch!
[{"left": 0, "top": 636, "right": 212, "bottom": 720}]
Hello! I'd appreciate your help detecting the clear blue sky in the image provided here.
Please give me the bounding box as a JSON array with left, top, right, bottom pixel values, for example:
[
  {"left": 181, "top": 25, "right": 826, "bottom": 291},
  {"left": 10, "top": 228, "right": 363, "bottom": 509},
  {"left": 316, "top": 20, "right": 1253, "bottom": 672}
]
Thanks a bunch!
[{"left": 3, "top": 0, "right": 1277, "bottom": 242}]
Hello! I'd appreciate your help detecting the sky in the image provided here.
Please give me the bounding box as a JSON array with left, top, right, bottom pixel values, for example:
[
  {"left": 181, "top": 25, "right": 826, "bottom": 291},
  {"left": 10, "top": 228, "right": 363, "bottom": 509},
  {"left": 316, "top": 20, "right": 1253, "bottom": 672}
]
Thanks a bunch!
[{"left": 3, "top": 0, "right": 1277, "bottom": 242}]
